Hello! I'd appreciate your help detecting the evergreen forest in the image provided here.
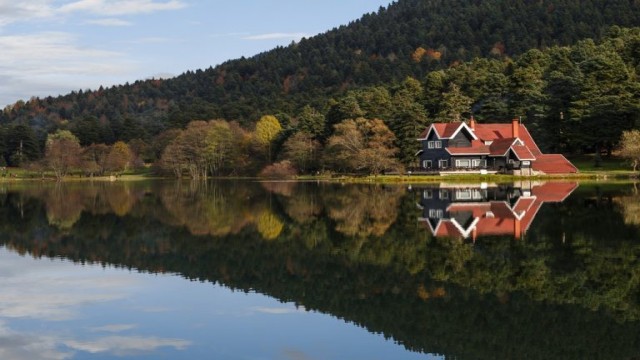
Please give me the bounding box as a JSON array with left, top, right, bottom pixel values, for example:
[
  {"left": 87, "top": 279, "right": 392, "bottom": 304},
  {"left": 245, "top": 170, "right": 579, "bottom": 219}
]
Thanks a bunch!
[{"left": 1, "top": 0, "right": 640, "bottom": 175}]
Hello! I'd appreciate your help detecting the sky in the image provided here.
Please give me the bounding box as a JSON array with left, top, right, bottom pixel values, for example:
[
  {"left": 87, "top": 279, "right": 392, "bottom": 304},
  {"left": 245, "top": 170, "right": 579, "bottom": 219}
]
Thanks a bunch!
[{"left": 0, "top": 0, "right": 393, "bottom": 108}]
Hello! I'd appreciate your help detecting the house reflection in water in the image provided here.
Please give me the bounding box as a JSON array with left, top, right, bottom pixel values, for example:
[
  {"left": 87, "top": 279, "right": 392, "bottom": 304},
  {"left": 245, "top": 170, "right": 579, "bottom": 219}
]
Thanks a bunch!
[{"left": 416, "top": 182, "right": 578, "bottom": 240}]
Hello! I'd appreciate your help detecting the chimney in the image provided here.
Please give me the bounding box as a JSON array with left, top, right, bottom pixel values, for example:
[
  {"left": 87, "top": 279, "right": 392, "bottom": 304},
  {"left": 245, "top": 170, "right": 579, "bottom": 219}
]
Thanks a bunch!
[
  {"left": 469, "top": 115, "right": 476, "bottom": 131},
  {"left": 512, "top": 118, "right": 519, "bottom": 138},
  {"left": 514, "top": 218, "right": 522, "bottom": 239}
]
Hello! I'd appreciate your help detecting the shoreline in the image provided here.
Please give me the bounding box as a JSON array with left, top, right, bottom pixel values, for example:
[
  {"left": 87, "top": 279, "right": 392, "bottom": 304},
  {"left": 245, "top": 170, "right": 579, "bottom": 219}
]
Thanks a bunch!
[{"left": 0, "top": 170, "right": 636, "bottom": 184}]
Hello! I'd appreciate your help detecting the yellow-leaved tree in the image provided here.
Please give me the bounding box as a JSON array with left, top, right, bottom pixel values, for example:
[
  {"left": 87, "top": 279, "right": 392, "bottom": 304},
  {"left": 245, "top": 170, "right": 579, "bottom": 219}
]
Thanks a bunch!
[{"left": 255, "top": 115, "right": 282, "bottom": 163}]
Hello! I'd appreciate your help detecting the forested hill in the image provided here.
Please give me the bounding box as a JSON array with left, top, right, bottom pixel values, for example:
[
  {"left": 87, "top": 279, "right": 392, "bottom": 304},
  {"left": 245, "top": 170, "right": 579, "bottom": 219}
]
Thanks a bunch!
[{"left": 2, "top": 0, "right": 640, "bottom": 148}]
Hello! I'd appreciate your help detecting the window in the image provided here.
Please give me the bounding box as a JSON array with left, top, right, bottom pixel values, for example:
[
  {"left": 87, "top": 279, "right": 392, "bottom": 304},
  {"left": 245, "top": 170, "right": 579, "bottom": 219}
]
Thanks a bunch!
[
  {"left": 456, "top": 189, "right": 472, "bottom": 200},
  {"left": 423, "top": 189, "right": 433, "bottom": 199},
  {"left": 427, "top": 140, "right": 442, "bottom": 149},
  {"left": 456, "top": 159, "right": 471, "bottom": 168},
  {"left": 456, "top": 189, "right": 484, "bottom": 200},
  {"left": 472, "top": 159, "right": 486, "bottom": 168},
  {"left": 440, "top": 190, "right": 449, "bottom": 199},
  {"left": 423, "top": 160, "right": 432, "bottom": 169},
  {"left": 438, "top": 159, "right": 448, "bottom": 168},
  {"left": 428, "top": 209, "right": 444, "bottom": 218}
]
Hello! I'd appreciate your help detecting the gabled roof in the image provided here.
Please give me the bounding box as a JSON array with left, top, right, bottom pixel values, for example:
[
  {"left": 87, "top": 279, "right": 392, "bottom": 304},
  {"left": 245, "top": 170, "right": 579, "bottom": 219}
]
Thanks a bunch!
[
  {"left": 473, "top": 123, "right": 543, "bottom": 156},
  {"left": 418, "top": 122, "right": 477, "bottom": 140},
  {"left": 488, "top": 138, "right": 517, "bottom": 156}
]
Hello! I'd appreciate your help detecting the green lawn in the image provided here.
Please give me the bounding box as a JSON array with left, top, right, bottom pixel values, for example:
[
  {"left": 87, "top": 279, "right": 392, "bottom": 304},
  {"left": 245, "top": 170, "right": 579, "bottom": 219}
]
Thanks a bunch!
[{"left": 568, "top": 155, "right": 637, "bottom": 175}]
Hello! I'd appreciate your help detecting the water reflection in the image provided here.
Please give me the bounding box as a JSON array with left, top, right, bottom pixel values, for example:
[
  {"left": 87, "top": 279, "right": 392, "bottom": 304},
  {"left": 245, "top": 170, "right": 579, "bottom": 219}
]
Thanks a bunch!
[
  {"left": 0, "top": 180, "right": 639, "bottom": 359},
  {"left": 416, "top": 182, "right": 578, "bottom": 240}
]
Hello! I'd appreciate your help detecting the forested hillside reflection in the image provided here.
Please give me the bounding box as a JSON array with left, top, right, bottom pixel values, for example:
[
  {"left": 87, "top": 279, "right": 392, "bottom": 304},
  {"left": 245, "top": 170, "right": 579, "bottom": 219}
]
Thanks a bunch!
[{"left": 0, "top": 181, "right": 640, "bottom": 359}]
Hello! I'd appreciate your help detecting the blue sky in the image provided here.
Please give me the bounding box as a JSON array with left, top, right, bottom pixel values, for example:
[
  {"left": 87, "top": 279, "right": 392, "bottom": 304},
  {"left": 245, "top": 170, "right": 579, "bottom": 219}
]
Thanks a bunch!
[{"left": 0, "top": 0, "right": 392, "bottom": 107}]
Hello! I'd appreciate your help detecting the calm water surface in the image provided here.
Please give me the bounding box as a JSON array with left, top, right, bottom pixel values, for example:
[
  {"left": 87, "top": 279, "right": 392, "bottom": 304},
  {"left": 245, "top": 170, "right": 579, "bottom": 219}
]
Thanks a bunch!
[{"left": 0, "top": 180, "right": 639, "bottom": 359}]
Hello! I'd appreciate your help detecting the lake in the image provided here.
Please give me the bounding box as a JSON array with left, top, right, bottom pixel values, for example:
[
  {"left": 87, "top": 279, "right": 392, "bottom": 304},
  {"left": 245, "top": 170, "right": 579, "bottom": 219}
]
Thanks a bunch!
[{"left": 0, "top": 179, "right": 638, "bottom": 359}]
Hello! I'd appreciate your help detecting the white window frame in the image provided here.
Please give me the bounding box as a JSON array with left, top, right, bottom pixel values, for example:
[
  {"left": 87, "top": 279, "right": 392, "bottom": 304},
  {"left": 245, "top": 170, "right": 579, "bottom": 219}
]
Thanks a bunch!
[
  {"left": 428, "top": 209, "right": 444, "bottom": 218},
  {"left": 456, "top": 159, "right": 471, "bottom": 168},
  {"left": 434, "top": 140, "right": 442, "bottom": 149},
  {"left": 423, "top": 189, "right": 433, "bottom": 199},
  {"left": 438, "top": 159, "right": 448, "bottom": 168},
  {"left": 440, "top": 190, "right": 449, "bottom": 199},
  {"left": 423, "top": 160, "right": 432, "bottom": 169},
  {"left": 427, "top": 141, "right": 435, "bottom": 149},
  {"left": 456, "top": 189, "right": 472, "bottom": 200}
]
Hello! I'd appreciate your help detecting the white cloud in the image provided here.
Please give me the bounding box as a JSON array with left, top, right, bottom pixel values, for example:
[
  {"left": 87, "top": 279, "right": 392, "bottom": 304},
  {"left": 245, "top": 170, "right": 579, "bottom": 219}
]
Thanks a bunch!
[
  {"left": 64, "top": 336, "right": 191, "bottom": 356},
  {"left": 0, "top": 253, "right": 135, "bottom": 321},
  {"left": 85, "top": 18, "right": 132, "bottom": 26},
  {"left": 250, "top": 306, "right": 305, "bottom": 315},
  {"left": 243, "top": 32, "right": 309, "bottom": 41},
  {"left": 90, "top": 324, "right": 138, "bottom": 333},
  {"left": 0, "top": 252, "right": 191, "bottom": 358},
  {"left": 0, "top": 31, "right": 134, "bottom": 105},
  {"left": 58, "top": 0, "right": 187, "bottom": 16},
  {"left": 0, "top": 322, "right": 72, "bottom": 360},
  {"left": 0, "top": 32, "right": 126, "bottom": 75},
  {"left": 0, "top": 1, "right": 186, "bottom": 28},
  {"left": 0, "top": 1, "right": 56, "bottom": 26},
  {"left": 0, "top": 321, "right": 190, "bottom": 359}
]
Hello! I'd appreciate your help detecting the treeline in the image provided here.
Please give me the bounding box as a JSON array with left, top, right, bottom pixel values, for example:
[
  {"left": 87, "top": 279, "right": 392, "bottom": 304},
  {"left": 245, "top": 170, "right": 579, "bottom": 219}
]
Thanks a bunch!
[
  {"left": 1, "top": 0, "right": 640, "bottom": 148},
  {"left": 3, "top": 27, "right": 640, "bottom": 176}
]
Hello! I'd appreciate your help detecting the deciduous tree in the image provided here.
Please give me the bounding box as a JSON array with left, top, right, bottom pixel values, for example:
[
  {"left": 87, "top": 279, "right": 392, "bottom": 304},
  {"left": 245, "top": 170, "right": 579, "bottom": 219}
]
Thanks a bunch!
[
  {"left": 620, "top": 130, "right": 640, "bottom": 171},
  {"left": 281, "top": 131, "right": 321, "bottom": 173},
  {"left": 106, "top": 141, "right": 133, "bottom": 175},
  {"left": 255, "top": 115, "right": 282, "bottom": 162},
  {"left": 324, "top": 118, "right": 401, "bottom": 175},
  {"left": 44, "top": 130, "right": 82, "bottom": 179}
]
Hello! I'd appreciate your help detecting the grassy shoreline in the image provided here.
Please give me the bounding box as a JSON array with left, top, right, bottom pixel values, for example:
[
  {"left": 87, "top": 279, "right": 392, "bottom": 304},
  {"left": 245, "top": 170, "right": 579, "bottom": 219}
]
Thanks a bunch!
[{"left": 1, "top": 155, "right": 637, "bottom": 183}]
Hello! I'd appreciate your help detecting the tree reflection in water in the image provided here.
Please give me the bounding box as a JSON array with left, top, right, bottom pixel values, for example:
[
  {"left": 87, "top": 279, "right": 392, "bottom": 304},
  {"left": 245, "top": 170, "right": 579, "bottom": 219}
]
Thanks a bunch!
[{"left": 0, "top": 180, "right": 638, "bottom": 359}]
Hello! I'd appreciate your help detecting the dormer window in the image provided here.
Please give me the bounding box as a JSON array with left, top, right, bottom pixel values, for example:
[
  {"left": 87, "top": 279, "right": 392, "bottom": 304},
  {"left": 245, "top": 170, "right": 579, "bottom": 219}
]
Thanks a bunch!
[{"left": 427, "top": 140, "right": 442, "bottom": 149}]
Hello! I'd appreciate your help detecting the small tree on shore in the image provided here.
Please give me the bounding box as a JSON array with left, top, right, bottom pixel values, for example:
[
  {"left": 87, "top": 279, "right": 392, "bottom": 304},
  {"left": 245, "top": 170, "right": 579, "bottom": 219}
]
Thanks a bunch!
[
  {"left": 620, "top": 129, "right": 640, "bottom": 171},
  {"left": 106, "top": 141, "right": 133, "bottom": 175},
  {"left": 44, "top": 130, "right": 82, "bottom": 179}
]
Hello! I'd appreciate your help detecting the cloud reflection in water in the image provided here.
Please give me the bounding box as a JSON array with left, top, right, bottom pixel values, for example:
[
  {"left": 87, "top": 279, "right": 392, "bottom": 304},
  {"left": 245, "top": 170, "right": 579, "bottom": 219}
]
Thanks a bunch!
[{"left": 0, "top": 249, "right": 191, "bottom": 358}]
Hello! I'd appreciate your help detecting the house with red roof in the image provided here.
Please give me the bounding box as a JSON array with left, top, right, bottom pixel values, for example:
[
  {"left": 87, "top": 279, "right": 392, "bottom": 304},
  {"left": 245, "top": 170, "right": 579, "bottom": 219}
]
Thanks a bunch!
[
  {"left": 417, "top": 182, "right": 578, "bottom": 240},
  {"left": 416, "top": 118, "right": 577, "bottom": 175}
]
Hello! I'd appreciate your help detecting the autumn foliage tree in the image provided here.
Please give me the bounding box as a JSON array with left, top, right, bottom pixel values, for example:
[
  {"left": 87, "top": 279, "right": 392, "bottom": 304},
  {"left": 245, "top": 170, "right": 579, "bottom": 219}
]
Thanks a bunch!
[
  {"left": 620, "top": 130, "right": 640, "bottom": 171},
  {"left": 106, "top": 141, "right": 133, "bottom": 175},
  {"left": 281, "top": 131, "right": 321, "bottom": 173},
  {"left": 44, "top": 130, "right": 82, "bottom": 179},
  {"left": 255, "top": 115, "right": 282, "bottom": 163},
  {"left": 324, "top": 118, "right": 401, "bottom": 174},
  {"left": 159, "top": 119, "right": 253, "bottom": 178}
]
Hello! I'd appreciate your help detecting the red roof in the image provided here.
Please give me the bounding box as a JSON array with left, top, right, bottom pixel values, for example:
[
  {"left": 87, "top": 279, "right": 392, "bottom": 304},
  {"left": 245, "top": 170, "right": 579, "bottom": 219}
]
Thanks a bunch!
[
  {"left": 421, "top": 182, "right": 578, "bottom": 240},
  {"left": 530, "top": 181, "right": 579, "bottom": 201},
  {"left": 511, "top": 145, "right": 536, "bottom": 160},
  {"left": 532, "top": 154, "right": 579, "bottom": 174},
  {"left": 488, "top": 138, "right": 516, "bottom": 156},
  {"left": 446, "top": 140, "right": 490, "bottom": 155}
]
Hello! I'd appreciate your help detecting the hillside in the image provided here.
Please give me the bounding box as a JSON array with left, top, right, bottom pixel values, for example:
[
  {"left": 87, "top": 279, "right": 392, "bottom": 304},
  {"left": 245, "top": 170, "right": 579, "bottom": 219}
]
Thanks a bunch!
[{"left": 3, "top": 0, "right": 640, "bottom": 130}]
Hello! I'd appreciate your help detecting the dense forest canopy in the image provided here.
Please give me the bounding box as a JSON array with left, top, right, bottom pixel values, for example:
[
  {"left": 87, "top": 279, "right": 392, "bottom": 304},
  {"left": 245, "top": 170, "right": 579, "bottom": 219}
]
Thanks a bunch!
[{"left": 1, "top": 0, "right": 640, "bottom": 173}]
